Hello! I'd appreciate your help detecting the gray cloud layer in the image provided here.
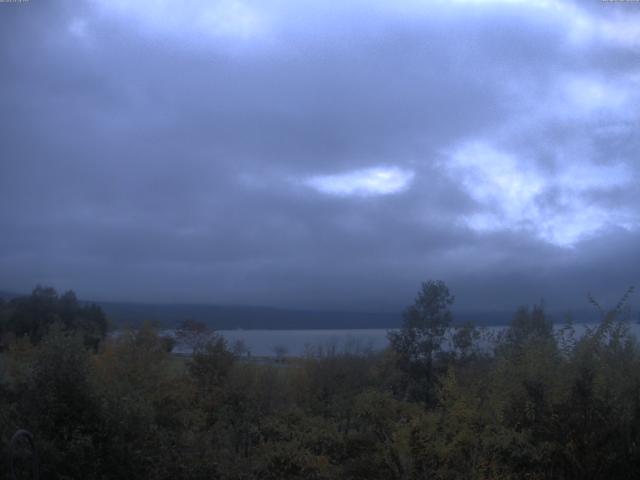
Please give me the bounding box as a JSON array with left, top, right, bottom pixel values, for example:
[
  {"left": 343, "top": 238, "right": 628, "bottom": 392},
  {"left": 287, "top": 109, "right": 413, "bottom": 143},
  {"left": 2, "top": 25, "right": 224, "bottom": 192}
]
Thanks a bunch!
[{"left": 1, "top": 0, "right": 638, "bottom": 313}]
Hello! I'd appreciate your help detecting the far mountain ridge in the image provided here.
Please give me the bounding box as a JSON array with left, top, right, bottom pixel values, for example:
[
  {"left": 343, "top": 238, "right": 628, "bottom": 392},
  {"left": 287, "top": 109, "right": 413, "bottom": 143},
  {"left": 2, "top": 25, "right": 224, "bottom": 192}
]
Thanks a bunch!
[
  {"left": 78, "top": 301, "right": 606, "bottom": 330},
  {"left": 0, "top": 289, "right": 607, "bottom": 329}
]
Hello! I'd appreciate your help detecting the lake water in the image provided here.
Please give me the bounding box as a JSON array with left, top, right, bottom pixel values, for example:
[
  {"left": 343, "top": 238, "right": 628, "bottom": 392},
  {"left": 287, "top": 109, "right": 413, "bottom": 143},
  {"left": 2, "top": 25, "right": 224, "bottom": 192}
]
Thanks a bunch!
[
  {"left": 168, "top": 329, "right": 391, "bottom": 356},
  {"left": 164, "top": 322, "right": 640, "bottom": 357}
]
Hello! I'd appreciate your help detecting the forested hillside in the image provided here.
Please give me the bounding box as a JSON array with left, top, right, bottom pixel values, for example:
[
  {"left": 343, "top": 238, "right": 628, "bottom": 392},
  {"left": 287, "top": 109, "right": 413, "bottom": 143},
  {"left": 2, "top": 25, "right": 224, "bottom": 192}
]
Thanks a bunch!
[{"left": 0, "top": 282, "right": 639, "bottom": 479}]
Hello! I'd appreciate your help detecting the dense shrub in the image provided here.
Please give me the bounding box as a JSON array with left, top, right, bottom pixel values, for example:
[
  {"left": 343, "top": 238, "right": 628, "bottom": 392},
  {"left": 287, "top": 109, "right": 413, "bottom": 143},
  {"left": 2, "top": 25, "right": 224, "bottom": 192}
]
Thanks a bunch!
[{"left": 0, "top": 283, "right": 638, "bottom": 479}]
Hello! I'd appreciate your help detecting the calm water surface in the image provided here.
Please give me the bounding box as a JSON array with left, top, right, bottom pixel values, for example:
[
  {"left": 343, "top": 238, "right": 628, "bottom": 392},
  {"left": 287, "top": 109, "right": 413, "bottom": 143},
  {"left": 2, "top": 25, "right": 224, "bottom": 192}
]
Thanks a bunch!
[{"left": 164, "top": 323, "right": 640, "bottom": 357}]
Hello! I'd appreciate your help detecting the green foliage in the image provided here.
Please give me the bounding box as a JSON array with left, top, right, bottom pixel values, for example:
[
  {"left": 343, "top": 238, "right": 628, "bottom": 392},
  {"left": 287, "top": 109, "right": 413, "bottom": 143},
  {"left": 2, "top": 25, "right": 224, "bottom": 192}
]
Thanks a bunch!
[
  {"left": 0, "top": 282, "right": 639, "bottom": 479},
  {"left": 188, "top": 332, "right": 236, "bottom": 408},
  {"left": 20, "top": 326, "right": 101, "bottom": 478},
  {"left": 387, "top": 280, "right": 454, "bottom": 405},
  {"left": 0, "top": 286, "right": 108, "bottom": 349},
  {"left": 501, "top": 304, "right": 554, "bottom": 352}
]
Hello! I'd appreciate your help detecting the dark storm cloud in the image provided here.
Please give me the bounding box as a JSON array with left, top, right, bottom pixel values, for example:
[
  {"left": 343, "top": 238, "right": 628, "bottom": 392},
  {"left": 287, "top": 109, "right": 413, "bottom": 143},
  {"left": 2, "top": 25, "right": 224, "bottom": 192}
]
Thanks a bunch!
[{"left": 0, "top": 0, "right": 638, "bottom": 313}]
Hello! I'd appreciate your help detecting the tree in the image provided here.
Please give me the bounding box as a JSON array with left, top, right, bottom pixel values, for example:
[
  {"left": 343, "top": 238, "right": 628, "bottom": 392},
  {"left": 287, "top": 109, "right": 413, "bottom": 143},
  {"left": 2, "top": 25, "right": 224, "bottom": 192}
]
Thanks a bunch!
[
  {"left": 22, "top": 326, "right": 100, "bottom": 478},
  {"left": 501, "top": 303, "right": 553, "bottom": 354},
  {"left": 175, "top": 319, "right": 214, "bottom": 352},
  {"left": 272, "top": 344, "right": 288, "bottom": 363},
  {"left": 2, "top": 286, "right": 107, "bottom": 348},
  {"left": 6, "top": 286, "right": 59, "bottom": 343},
  {"left": 188, "top": 333, "right": 236, "bottom": 403},
  {"left": 451, "top": 321, "right": 480, "bottom": 362},
  {"left": 388, "top": 280, "right": 454, "bottom": 405}
]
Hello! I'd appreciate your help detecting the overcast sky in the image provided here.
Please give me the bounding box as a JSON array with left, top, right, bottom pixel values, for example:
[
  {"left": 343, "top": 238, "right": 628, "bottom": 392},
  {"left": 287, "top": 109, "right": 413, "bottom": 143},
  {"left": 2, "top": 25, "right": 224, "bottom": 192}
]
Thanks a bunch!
[{"left": 0, "top": 0, "right": 639, "bottom": 313}]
